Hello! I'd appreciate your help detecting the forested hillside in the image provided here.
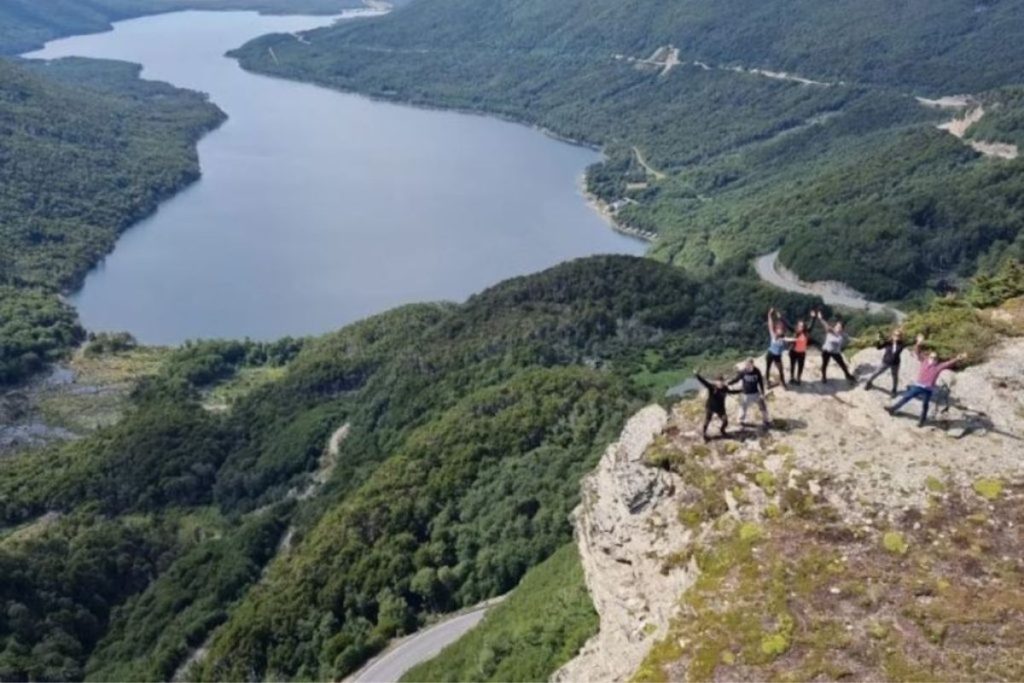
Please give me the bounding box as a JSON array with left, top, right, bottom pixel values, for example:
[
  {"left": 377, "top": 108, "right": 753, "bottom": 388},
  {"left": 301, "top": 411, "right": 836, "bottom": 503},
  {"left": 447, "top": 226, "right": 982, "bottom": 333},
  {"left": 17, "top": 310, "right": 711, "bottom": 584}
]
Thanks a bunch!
[
  {"left": 233, "top": 0, "right": 1024, "bottom": 300},
  {"left": 235, "top": 0, "right": 1024, "bottom": 93},
  {"left": 0, "top": 255, "right": 822, "bottom": 680},
  {"left": 0, "top": 0, "right": 368, "bottom": 54},
  {"left": 1, "top": 2, "right": 1021, "bottom": 680},
  {"left": 0, "top": 56, "right": 225, "bottom": 382}
]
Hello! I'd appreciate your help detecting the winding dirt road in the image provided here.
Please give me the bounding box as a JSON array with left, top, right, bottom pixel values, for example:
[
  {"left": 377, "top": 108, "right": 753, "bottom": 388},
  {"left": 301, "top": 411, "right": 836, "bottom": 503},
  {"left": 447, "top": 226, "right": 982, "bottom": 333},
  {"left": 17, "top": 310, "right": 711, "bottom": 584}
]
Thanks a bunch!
[{"left": 754, "top": 250, "right": 905, "bottom": 321}]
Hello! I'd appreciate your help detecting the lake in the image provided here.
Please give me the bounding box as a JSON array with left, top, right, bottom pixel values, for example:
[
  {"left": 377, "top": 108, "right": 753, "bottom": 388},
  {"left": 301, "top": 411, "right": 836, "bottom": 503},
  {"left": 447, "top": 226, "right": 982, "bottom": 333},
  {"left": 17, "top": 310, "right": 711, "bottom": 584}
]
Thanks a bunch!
[{"left": 25, "top": 10, "right": 643, "bottom": 344}]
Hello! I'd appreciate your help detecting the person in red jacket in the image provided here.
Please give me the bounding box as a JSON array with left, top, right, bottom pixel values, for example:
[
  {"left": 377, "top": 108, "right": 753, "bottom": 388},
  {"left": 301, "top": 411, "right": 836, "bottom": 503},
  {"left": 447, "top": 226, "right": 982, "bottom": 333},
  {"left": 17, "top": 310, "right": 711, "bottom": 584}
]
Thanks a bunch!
[{"left": 788, "top": 318, "right": 813, "bottom": 385}]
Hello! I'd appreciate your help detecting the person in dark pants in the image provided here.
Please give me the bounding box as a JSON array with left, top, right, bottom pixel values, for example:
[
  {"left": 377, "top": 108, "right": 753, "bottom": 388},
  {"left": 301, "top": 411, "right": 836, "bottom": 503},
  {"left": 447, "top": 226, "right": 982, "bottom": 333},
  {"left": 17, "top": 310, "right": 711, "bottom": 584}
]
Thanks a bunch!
[
  {"left": 865, "top": 328, "right": 907, "bottom": 395},
  {"left": 729, "top": 358, "right": 771, "bottom": 429},
  {"left": 787, "top": 317, "right": 813, "bottom": 385},
  {"left": 765, "top": 308, "right": 789, "bottom": 389},
  {"left": 886, "top": 335, "right": 966, "bottom": 426},
  {"left": 695, "top": 371, "right": 741, "bottom": 440},
  {"left": 812, "top": 310, "right": 856, "bottom": 384}
]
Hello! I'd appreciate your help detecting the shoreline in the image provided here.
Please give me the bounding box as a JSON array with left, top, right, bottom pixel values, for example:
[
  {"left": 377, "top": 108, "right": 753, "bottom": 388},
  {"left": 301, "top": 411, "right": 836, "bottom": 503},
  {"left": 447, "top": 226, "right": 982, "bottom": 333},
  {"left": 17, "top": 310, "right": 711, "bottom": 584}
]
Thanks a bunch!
[
  {"left": 24, "top": 6, "right": 374, "bottom": 304},
  {"left": 27, "top": 5, "right": 648, "bottom": 348},
  {"left": 2, "top": 1, "right": 367, "bottom": 57},
  {"left": 579, "top": 182, "right": 657, "bottom": 244}
]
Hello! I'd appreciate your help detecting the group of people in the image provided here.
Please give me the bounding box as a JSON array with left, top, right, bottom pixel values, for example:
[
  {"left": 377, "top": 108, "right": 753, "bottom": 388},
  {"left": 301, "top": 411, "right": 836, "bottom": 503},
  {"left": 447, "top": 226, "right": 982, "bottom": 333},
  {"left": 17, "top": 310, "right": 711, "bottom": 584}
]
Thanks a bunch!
[{"left": 694, "top": 308, "right": 967, "bottom": 440}]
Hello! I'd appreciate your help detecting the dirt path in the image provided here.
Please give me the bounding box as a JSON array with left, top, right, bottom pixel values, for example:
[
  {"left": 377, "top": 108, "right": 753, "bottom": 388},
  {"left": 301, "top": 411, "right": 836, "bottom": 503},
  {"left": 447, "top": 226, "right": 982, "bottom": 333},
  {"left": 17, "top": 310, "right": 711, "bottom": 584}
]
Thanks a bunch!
[
  {"left": 297, "top": 423, "right": 349, "bottom": 501},
  {"left": 614, "top": 46, "right": 680, "bottom": 77},
  {"left": 172, "top": 423, "right": 350, "bottom": 681},
  {"left": 754, "top": 250, "right": 905, "bottom": 321},
  {"left": 659, "top": 47, "right": 680, "bottom": 76},
  {"left": 632, "top": 146, "right": 666, "bottom": 180},
  {"left": 921, "top": 96, "right": 1020, "bottom": 160},
  {"left": 728, "top": 65, "right": 834, "bottom": 86}
]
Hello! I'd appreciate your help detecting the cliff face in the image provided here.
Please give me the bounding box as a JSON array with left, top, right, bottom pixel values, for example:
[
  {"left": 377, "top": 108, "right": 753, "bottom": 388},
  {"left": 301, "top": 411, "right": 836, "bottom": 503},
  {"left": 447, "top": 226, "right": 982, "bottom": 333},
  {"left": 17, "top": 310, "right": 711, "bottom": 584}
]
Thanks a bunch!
[
  {"left": 553, "top": 405, "right": 690, "bottom": 683},
  {"left": 561, "top": 334, "right": 1024, "bottom": 681}
]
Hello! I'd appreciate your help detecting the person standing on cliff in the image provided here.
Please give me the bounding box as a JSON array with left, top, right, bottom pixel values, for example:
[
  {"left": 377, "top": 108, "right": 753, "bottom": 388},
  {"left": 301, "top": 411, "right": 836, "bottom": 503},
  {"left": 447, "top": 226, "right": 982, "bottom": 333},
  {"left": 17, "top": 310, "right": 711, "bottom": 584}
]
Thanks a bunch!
[
  {"left": 765, "top": 308, "right": 789, "bottom": 389},
  {"left": 788, "top": 317, "right": 813, "bottom": 385},
  {"left": 885, "top": 334, "right": 967, "bottom": 426},
  {"left": 812, "top": 310, "right": 857, "bottom": 384},
  {"left": 865, "top": 328, "right": 907, "bottom": 396},
  {"left": 729, "top": 358, "right": 770, "bottom": 429},
  {"left": 695, "top": 371, "right": 741, "bottom": 441}
]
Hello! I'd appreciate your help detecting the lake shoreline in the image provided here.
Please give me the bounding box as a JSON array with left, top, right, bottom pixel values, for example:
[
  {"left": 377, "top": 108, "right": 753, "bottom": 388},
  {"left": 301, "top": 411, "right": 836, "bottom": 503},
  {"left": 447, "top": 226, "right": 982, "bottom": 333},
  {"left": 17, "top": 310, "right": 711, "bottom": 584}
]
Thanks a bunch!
[
  {"left": 28, "top": 9, "right": 642, "bottom": 344},
  {"left": 1, "top": 1, "right": 369, "bottom": 57}
]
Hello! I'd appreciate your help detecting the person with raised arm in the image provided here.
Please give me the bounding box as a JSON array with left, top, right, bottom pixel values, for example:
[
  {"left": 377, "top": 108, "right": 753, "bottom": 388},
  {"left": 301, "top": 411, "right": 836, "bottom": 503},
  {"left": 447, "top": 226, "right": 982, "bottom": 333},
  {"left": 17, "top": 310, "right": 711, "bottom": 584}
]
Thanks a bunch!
[
  {"left": 729, "top": 358, "right": 771, "bottom": 430},
  {"left": 764, "top": 307, "right": 789, "bottom": 389},
  {"left": 865, "top": 328, "right": 907, "bottom": 396},
  {"left": 788, "top": 317, "right": 813, "bottom": 385},
  {"left": 695, "top": 370, "right": 742, "bottom": 441},
  {"left": 886, "top": 334, "right": 967, "bottom": 426},
  {"left": 812, "top": 309, "right": 856, "bottom": 384}
]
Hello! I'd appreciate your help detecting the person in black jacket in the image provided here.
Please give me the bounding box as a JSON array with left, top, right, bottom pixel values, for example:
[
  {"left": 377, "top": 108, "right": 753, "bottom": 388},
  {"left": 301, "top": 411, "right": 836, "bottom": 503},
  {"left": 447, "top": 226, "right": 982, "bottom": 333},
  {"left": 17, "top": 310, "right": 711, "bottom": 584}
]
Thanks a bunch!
[
  {"left": 695, "top": 371, "right": 741, "bottom": 440},
  {"left": 865, "top": 328, "right": 907, "bottom": 396},
  {"left": 729, "top": 358, "right": 771, "bottom": 429}
]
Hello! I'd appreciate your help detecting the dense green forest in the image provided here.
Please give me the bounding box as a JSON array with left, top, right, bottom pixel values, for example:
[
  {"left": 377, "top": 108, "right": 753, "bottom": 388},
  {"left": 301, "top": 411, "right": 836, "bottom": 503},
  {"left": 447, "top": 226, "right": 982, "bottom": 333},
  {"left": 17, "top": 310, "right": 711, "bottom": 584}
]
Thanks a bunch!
[
  {"left": 0, "top": 56, "right": 224, "bottom": 383},
  {"left": 0, "top": 0, "right": 370, "bottom": 54},
  {"left": 234, "top": 0, "right": 1024, "bottom": 93},
  {"left": 0, "top": 255, "right": 822, "bottom": 680},
  {"left": 0, "top": 287, "right": 82, "bottom": 384},
  {"left": 1, "top": 57, "right": 223, "bottom": 291},
  {"left": 233, "top": 0, "right": 1024, "bottom": 300}
]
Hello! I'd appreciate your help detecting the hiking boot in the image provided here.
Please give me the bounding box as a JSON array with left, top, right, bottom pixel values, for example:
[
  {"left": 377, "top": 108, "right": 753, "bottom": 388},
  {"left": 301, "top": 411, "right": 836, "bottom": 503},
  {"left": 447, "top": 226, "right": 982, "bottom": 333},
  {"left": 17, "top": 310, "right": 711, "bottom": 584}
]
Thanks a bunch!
[
  {"left": 884, "top": 406, "right": 895, "bottom": 416},
  {"left": 864, "top": 382, "right": 873, "bottom": 391}
]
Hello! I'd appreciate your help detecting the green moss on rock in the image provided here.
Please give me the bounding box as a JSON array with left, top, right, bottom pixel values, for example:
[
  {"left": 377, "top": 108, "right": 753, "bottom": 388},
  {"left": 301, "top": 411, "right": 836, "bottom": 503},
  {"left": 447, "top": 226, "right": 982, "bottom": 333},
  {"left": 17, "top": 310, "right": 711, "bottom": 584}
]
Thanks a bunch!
[
  {"left": 883, "top": 531, "right": 909, "bottom": 555},
  {"left": 973, "top": 477, "right": 1004, "bottom": 500}
]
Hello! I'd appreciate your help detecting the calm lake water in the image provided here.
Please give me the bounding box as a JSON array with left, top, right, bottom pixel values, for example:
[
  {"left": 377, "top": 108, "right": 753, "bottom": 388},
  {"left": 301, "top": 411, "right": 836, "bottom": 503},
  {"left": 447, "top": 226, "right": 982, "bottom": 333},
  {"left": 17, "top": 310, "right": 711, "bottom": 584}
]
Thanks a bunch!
[{"left": 25, "top": 11, "right": 642, "bottom": 344}]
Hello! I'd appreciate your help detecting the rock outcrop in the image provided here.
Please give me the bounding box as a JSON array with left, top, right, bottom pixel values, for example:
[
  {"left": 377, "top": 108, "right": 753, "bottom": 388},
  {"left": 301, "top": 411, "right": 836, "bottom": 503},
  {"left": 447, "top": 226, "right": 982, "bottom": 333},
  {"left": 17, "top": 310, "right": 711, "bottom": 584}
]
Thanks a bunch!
[
  {"left": 554, "top": 405, "right": 694, "bottom": 682},
  {"left": 560, "top": 335, "right": 1024, "bottom": 681},
  {"left": 771, "top": 341, "right": 1024, "bottom": 519}
]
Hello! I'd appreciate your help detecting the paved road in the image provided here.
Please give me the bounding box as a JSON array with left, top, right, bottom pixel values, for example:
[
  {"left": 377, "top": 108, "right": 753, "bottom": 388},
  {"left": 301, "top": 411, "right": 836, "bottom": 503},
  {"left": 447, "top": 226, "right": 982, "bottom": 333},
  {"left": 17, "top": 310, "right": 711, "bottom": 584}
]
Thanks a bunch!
[
  {"left": 350, "top": 604, "right": 494, "bottom": 682},
  {"left": 754, "top": 250, "right": 905, "bottom": 321}
]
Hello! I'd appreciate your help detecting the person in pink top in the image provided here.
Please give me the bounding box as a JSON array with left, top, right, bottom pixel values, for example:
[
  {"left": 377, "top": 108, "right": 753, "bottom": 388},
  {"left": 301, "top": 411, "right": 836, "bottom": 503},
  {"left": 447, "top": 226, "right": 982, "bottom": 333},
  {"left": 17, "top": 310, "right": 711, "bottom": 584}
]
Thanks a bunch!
[{"left": 885, "top": 334, "right": 967, "bottom": 426}]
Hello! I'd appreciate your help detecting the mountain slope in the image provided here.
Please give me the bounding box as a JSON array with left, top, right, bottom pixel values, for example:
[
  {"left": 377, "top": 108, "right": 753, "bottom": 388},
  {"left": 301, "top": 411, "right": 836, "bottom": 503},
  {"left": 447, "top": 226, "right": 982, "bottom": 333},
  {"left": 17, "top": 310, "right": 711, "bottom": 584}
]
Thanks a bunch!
[{"left": 0, "top": 255, "right": 824, "bottom": 681}]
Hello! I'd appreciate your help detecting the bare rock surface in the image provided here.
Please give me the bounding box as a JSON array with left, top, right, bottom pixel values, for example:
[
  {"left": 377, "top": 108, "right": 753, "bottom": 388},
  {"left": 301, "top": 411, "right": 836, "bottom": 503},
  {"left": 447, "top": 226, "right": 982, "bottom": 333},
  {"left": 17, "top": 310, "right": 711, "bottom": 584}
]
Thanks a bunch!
[
  {"left": 554, "top": 405, "right": 694, "bottom": 683},
  {"left": 557, "top": 336, "right": 1024, "bottom": 681}
]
